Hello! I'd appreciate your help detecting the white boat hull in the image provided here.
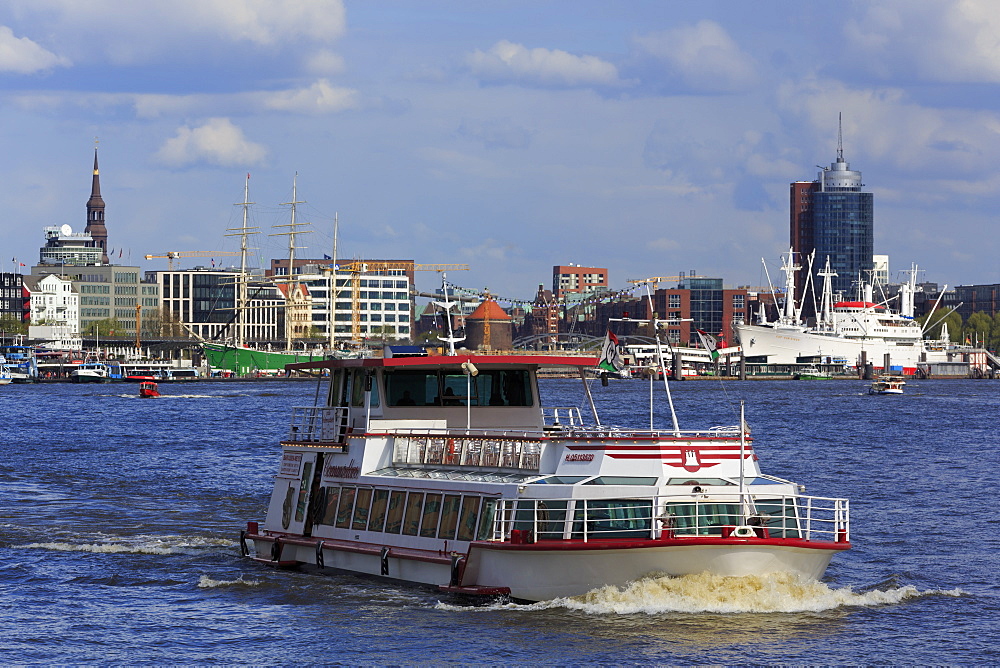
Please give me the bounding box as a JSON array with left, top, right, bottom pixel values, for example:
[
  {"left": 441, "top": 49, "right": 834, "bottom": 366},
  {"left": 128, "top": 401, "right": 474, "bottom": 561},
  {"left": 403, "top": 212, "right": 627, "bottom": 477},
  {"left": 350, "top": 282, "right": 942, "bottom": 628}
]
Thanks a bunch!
[
  {"left": 468, "top": 541, "right": 839, "bottom": 601},
  {"left": 72, "top": 371, "right": 110, "bottom": 383},
  {"left": 737, "top": 323, "right": 922, "bottom": 368},
  {"left": 249, "top": 534, "right": 843, "bottom": 602}
]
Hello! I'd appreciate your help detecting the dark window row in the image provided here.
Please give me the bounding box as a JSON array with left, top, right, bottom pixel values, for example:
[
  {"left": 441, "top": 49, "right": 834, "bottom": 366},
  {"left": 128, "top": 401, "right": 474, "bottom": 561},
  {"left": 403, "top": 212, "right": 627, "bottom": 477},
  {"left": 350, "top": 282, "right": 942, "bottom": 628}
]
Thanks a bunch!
[{"left": 317, "top": 485, "right": 497, "bottom": 542}]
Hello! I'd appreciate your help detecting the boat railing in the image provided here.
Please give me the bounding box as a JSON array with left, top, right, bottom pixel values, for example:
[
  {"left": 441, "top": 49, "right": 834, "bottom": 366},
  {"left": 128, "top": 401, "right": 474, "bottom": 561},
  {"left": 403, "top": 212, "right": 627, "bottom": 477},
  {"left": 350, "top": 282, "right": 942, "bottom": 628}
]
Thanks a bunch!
[
  {"left": 541, "top": 406, "right": 584, "bottom": 428},
  {"left": 554, "top": 425, "right": 743, "bottom": 440},
  {"left": 490, "top": 493, "right": 849, "bottom": 544},
  {"left": 391, "top": 431, "right": 543, "bottom": 471},
  {"left": 287, "top": 406, "right": 349, "bottom": 444}
]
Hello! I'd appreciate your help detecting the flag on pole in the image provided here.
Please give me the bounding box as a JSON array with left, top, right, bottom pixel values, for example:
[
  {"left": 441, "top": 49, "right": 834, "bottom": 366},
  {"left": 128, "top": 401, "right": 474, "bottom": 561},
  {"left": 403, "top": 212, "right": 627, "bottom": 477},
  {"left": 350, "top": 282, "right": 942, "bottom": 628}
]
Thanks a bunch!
[
  {"left": 697, "top": 329, "right": 720, "bottom": 360},
  {"left": 598, "top": 329, "right": 625, "bottom": 372}
]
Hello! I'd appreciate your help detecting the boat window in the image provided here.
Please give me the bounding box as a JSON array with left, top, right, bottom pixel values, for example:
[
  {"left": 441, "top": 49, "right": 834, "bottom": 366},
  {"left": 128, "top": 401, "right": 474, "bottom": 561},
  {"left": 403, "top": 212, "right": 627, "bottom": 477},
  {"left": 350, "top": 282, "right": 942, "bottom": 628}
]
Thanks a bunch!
[
  {"left": 335, "top": 487, "right": 356, "bottom": 529},
  {"left": 456, "top": 496, "right": 481, "bottom": 541},
  {"left": 321, "top": 486, "right": 341, "bottom": 525},
  {"left": 663, "top": 502, "right": 740, "bottom": 536},
  {"left": 384, "top": 491, "right": 406, "bottom": 534},
  {"left": 352, "top": 488, "right": 373, "bottom": 530},
  {"left": 513, "top": 500, "right": 568, "bottom": 539},
  {"left": 665, "top": 478, "right": 734, "bottom": 486},
  {"left": 752, "top": 498, "right": 801, "bottom": 538},
  {"left": 438, "top": 494, "right": 462, "bottom": 540},
  {"left": 584, "top": 476, "right": 659, "bottom": 486},
  {"left": 420, "top": 493, "right": 443, "bottom": 537},
  {"left": 440, "top": 374, "right": 474, "bottom": 405},
  {"left": 384, "top": 369, "right": 436, "bottom": 406},
  {"left": 573, "top": 500, "right": 653, "bottom": 539},
  {"left": 480, "top": 370, "right": 532, "bottom": 407},
  {"left": 527, "top": 476, "right": 590, "bottom": 485},
  {"left": 350, "top": 369, "right": 379, "bottom": 407},
  {"left": 402, "top": 493, "right": 424, "bottom": 536},
  {"left": 382, "top": 368, "right": 533, "bottom": 407},
  {"left": 294, "top": 462, "right": 313, "bottom": 523},
  {"left": 368, "top": 489, "right": 389, "bottom": 532},
  {"left": 477, "top": 498, "right": 498, "bottom": 541}
]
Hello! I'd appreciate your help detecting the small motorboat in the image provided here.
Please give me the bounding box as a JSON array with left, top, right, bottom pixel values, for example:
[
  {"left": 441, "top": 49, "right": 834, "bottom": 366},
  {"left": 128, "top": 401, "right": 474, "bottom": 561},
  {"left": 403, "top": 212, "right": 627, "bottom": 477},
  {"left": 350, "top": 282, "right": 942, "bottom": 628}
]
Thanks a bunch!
[
  {"left": 869, "top": 375, "right": 905, "bottom": 395},
  {"left": 138, "top": 381, "right": 160, "bottom": 398},
  {"left": 795, "top": 365, "right": 832, "bottom": 380}
]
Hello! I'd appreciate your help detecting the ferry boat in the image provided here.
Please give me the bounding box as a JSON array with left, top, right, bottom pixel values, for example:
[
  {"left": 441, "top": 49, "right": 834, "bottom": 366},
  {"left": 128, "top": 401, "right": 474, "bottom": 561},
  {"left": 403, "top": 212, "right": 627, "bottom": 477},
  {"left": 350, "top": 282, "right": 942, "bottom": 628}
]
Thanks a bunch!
[
  {"left": 869, "top": 375, "right": 905, "bottom": 395},
  {"left": 71, "top": 360, "right": 112, "bottom": 383},
  {"left": 241, "top": 350, "right": 851, "bottom": 602},
  {"left": 0, "top": 345, "right": 38, "bottom": 383}
]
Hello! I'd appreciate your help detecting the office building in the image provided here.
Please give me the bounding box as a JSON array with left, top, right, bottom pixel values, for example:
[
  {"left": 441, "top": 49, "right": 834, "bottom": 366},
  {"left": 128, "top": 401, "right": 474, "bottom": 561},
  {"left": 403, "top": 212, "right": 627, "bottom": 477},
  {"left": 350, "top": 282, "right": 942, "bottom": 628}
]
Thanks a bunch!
[
  {"left": 790, "top": 120, "right": 874, "bottom": 302},
  {"left": 553, "top": 265, "right": 608, "bottom": 301}
]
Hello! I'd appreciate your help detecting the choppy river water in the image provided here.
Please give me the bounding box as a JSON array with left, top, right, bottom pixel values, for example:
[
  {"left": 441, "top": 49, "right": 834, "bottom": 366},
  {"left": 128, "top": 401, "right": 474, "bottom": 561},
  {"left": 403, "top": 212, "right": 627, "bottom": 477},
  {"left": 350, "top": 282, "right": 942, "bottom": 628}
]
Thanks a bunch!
[{"left": 1, "top": 377, "right": 996, "bottom": 664}]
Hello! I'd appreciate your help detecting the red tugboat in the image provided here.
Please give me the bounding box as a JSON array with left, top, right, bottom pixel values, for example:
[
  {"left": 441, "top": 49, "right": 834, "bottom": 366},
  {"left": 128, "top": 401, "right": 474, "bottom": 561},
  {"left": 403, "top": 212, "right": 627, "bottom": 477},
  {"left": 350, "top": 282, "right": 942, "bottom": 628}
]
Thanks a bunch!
[{"left": 138, "top": 381, "right": 160, "bottom": 398}]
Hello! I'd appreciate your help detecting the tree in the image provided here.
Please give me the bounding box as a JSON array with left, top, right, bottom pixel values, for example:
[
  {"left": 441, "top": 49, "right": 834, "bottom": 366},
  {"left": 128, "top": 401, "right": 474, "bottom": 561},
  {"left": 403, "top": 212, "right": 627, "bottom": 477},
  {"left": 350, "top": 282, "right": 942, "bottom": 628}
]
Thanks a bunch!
[
  {"left": 87, "top": 318, "right": 123, "bottom": 337},
  {"left": 917, "top": 308, "right": 962, "bottom": 341},
  {"left": 964, "top": 312, "right": 993, "bottom": 347},
  {"left": 0, "top": 314, "right": 27, "bottom": 336}
]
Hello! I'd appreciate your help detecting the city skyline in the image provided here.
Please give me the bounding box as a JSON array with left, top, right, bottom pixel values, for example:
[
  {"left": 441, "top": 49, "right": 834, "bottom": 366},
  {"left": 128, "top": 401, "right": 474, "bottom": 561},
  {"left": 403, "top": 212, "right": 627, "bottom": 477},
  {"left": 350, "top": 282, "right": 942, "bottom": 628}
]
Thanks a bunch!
[{"left": 3, "top": 1, "right": 1000, "bottom": 300}]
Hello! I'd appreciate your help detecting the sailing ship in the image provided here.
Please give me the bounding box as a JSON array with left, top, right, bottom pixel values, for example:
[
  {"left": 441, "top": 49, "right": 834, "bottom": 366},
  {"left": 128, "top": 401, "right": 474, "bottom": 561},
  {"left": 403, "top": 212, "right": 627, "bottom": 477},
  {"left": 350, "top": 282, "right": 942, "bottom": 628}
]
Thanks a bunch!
[{"left": 201, "top": 175, "right": 329, "bottom": 375}]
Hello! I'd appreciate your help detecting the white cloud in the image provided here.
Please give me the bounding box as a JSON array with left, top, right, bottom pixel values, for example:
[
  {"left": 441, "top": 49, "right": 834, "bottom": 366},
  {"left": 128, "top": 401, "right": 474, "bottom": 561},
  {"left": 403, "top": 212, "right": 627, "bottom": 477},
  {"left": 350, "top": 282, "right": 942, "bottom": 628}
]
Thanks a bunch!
[
  {"left": 261, "top": 79, "right": 358, "bottom": 114},
  {"left": 155, "top": 118, "right": 266, "bottom": 167},
  {"left": 304, "top": 49, "right": 346, "bottom": 76},
  {"left": 0, "top": 25, "right": 70, "bottom": 73},
  {"left": 778, "top": 77, "right": 1000, "bottom": 178},
  {"left": 6, "top": 0, "right": 346, "bottom": 64},
  {"left": 846, "top": 0, "right": 1000, "bottom": 83},
  {"left": 467, "top": 40, "right": 621, "bottom": 88},
  {"left": 458, "top": 238, "right": 520, "bottom": 263},
  {"left": 634, "top": 21, "right": 757, "bottom": 93}
]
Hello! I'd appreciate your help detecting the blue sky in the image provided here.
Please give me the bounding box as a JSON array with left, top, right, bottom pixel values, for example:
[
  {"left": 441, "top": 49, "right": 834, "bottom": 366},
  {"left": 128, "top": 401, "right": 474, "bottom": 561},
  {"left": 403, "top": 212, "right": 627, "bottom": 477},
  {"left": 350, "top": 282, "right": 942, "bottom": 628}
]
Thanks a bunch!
[{"left": 2, "top": 0, "right": 999, "bottom": 299}]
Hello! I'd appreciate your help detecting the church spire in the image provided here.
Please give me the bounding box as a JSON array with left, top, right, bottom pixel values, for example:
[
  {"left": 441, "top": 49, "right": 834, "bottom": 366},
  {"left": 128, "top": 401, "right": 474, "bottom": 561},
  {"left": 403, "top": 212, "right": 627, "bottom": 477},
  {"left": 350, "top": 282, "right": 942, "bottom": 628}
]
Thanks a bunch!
[{"left": 85, "top": 146, "right": 109, "bottom": 264}]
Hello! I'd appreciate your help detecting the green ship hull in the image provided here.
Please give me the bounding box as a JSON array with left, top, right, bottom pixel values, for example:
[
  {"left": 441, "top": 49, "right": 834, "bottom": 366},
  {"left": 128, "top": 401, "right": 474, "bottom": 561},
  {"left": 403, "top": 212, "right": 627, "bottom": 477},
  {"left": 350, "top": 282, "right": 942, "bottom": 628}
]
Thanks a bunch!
[{"left": 201, "top": 343, "right": 327, "bottom": 375}]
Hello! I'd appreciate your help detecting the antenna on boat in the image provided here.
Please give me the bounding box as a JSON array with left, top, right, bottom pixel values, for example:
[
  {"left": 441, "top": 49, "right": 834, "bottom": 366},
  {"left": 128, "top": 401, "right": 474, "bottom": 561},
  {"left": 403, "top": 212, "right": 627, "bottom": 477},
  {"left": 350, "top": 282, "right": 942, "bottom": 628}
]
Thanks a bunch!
[
  {"left": 641, "top": 282, "right": 680, "bottom": 435},
  {"left": 434, "top": 274, "right": 465, "bottom": 355},
  {"left": 739, "top": 400, "right": 749, "bottom": 522}
]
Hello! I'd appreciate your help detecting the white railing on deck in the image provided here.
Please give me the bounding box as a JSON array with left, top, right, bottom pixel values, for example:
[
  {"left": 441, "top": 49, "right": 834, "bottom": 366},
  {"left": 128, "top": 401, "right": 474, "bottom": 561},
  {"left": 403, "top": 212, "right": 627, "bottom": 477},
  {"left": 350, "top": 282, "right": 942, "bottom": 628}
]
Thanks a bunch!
[
  {"left": 541, "top": 406, "right": 585, "bottom": 428},
  {"left": 287, "top": 406, "right": 347, "bottom": 443},
  {"left": 490, "top": 493, "right": 849, "bottom": 544},
  {"left": 391, "top": 432, "right": 543, "bottom": 471}
]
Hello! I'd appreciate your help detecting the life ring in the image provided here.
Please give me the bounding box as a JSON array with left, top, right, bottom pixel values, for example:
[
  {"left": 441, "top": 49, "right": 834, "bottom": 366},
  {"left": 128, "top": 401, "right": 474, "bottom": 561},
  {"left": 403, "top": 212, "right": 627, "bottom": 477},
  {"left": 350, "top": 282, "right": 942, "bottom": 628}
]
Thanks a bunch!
[
  {"left": 731, "top": 526, "right": 755, "bottom": 538},
  {"left": 445, "top": 438, "right": 458, "bottom": 464}
]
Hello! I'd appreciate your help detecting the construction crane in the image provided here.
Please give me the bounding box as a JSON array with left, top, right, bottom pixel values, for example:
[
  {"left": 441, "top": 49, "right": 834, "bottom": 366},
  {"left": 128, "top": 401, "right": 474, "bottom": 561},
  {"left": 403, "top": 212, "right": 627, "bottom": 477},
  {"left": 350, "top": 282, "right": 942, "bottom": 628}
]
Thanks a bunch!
[
  {"left": 337, "top": 261, "right": 470, "bottom": 339},
  {"left": 144, "top": 251, "right": 242, "bottom": 270}
]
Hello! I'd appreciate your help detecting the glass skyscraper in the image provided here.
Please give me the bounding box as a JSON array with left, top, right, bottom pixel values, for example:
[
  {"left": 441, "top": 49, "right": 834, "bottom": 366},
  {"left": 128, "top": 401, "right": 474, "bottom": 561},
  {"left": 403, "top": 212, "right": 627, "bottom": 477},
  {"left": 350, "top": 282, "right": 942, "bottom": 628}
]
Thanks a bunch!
[{"left": 791, "top": 142, "right": 873, "bottom": 302}]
